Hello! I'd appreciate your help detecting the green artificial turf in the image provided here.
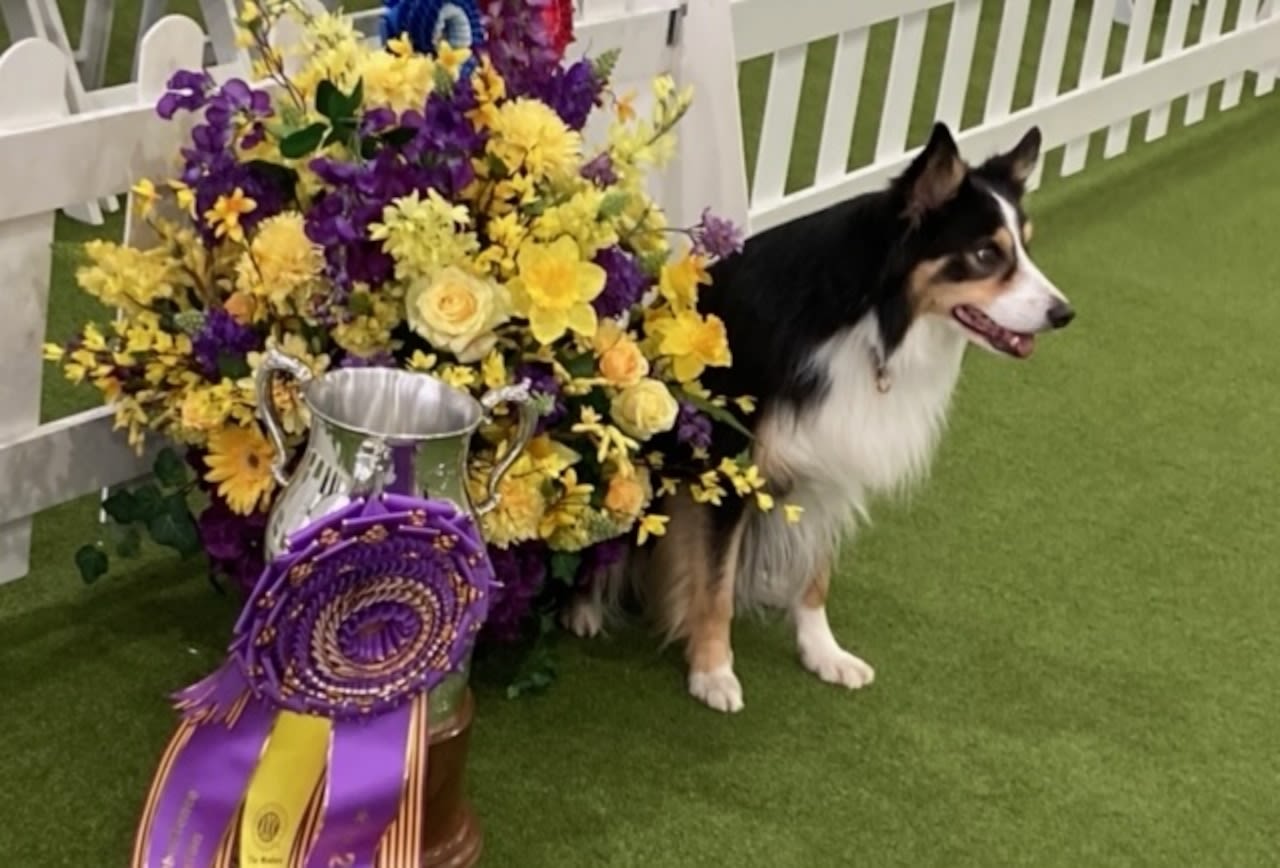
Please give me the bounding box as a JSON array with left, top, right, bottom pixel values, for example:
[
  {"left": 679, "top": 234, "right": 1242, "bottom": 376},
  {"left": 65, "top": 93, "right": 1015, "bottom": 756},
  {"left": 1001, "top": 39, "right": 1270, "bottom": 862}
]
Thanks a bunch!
[{"left": 4, "top": 2, "right": 1280, "bottom": 865}]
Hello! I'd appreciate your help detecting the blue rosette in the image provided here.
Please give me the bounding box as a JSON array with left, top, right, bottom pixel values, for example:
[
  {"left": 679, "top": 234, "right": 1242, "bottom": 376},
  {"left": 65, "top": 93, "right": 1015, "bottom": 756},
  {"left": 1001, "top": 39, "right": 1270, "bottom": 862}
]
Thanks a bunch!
[{"left": 382, "top": 0, "right": 485, "bottom": 68}]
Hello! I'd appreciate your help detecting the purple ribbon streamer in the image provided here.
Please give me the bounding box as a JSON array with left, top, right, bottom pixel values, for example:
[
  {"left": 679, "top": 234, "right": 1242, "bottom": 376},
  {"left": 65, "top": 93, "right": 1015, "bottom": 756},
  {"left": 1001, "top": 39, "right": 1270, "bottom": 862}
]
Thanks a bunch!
[
  {"left": 142, "top": 682, "right": 272, "bottom": 868},
  {"left": 303, "top": 707, "right": 415, "bottom": 868}
]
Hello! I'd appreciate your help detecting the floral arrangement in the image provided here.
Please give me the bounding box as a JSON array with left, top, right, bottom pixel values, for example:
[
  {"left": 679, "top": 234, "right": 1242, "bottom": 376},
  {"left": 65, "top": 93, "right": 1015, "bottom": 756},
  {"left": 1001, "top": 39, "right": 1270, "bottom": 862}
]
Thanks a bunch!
[{"left": 45, "top": 0, "right": 792, "bottom": 683}]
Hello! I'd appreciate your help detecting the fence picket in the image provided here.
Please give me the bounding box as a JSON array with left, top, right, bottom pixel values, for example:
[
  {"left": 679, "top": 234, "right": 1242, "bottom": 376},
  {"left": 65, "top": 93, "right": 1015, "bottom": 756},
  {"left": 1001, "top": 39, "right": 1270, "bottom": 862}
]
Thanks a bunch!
[
  {"left": 934, "top": 0, "right": 981, "bottom": 130},
  {"left": 0, "top": 39, "right": 68, "bottom": 583},
  {"left": 1185, "top": 0, "right": 1228, "bottom": 123},
  {"left": 1257, "top": 0, "right": 1277, "bottom": 96},
  {"left": 1026, "top": 0, "right": 1075, "bottom": 189},
  {"left": 1220, "top": 0, "right": 1260, "bottom": 109},
  {"left": 876, "top": 11, "right": 929, "bottom": 160},
  {"left": 1145, "top": 0, "right": 1195, "bottom": 141},
  {"left": 1060, "top": 0, "right": 1115, "bottom": 176},
  {"left": 1103, "top": 0, "right": 1156, "bottom": 158},
  {"left": 751, "top": 43, "right": 808, "bottom": 205},
  {"left": 984, "top": 0, "right": 1031, "bottom": 120},
  {"left": 815, "top": 27, "right": 869, "bottom": 183}
]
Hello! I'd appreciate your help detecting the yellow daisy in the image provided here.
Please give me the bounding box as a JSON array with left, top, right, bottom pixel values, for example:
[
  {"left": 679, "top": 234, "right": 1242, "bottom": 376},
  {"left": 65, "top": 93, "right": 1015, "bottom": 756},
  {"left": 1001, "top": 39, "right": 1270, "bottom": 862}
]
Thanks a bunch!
[{"left": 204, "top": 424, "right": 276, "bottom": 515}]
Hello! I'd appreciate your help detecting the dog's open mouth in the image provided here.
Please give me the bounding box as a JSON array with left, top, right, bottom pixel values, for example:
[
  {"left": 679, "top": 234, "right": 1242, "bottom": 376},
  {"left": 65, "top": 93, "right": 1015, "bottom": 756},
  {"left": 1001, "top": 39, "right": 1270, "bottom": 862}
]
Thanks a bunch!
[{"left": 952, "top": 305, "right": 1035, "bottom": 359}]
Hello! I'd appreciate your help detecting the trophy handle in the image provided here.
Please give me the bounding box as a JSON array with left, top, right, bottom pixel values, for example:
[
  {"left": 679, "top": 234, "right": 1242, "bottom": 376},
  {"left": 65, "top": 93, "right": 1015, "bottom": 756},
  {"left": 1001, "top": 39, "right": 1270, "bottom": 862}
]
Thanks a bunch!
[
  {"left": 475, "top": 380, "right": 537, "bottom": 515},
  {"left": 254, "top": 347, "right": 314, "bottom": 486}
]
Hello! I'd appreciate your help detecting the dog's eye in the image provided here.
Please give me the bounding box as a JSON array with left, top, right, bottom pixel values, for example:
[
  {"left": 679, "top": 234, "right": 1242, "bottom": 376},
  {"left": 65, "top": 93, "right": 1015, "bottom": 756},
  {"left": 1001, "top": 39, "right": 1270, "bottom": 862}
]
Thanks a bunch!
[{"left": 970, "top": 242, "right": 1003, "bottom": 269}]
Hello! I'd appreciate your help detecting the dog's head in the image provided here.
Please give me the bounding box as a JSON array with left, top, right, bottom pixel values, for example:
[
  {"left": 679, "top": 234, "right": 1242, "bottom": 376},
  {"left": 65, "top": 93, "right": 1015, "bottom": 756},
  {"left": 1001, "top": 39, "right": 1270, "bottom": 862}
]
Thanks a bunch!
[{"left": 880, "top": 122, "right": 1073, "bottom": 359}]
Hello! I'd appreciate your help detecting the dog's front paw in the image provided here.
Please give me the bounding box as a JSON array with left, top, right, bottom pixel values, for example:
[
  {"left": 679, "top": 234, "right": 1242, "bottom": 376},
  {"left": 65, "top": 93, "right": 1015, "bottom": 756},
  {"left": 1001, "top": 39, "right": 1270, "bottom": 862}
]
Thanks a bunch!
[
  {"left": 688, "top": 664, "right": 744, "bottom": 713},
  {"left": 800, "top": 646, "right": 876, "bottom": 690},
  {"left": 561, "top": 596, "right": 605, "bottom": 638}
]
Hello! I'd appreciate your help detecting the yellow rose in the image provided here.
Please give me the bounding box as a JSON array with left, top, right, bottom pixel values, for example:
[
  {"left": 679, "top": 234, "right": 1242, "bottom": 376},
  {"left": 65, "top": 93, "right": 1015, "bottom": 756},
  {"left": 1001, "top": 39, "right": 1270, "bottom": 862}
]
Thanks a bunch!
[
  {"left": 594, "top": 321, "right": 649, "bottom": 387},
  {"left": 604, "top": 471, "right": 648, "bottom": 517},
  {"left": 406, "top": 266, "right": 509, "bottom": 362},
  {"left": 610, "top": 378, "right": 678, "bottom": 441}
]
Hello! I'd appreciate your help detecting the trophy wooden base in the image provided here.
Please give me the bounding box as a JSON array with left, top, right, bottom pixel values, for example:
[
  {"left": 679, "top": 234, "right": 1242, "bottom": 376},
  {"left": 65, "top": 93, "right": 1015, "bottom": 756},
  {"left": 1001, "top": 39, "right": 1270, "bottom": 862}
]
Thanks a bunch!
[{"left": 422, "top": 689, "right": 482, "bottom": 868}]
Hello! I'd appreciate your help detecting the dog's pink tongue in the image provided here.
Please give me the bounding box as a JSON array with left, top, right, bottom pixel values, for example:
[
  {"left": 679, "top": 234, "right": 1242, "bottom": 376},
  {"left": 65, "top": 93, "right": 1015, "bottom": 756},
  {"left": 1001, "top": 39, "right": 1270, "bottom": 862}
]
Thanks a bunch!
[{"left": 1008, "top": 333, "right": 1036, "bottom": 358}]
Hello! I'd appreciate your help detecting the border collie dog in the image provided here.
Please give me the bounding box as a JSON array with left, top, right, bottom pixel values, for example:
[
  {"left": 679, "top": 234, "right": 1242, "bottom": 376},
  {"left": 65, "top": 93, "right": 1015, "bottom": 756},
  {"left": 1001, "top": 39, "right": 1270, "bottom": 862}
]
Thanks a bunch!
[{"left": 567, "top": 122, "right": 1075, "bottom": 713}]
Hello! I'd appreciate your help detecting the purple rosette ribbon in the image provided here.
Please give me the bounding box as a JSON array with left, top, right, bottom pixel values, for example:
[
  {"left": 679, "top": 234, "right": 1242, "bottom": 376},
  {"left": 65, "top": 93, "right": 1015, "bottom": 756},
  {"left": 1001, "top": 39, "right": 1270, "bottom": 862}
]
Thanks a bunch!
[{"left": 132, "top": 494, "right": 493, "bottom": 868}]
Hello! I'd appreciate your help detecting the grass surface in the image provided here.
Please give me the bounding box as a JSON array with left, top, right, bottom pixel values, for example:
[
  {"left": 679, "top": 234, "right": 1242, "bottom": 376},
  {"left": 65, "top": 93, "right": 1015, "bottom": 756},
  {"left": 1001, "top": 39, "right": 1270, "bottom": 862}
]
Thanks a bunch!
[{"left": 5, "top": 2, "right": 1280, "bottom": 865}]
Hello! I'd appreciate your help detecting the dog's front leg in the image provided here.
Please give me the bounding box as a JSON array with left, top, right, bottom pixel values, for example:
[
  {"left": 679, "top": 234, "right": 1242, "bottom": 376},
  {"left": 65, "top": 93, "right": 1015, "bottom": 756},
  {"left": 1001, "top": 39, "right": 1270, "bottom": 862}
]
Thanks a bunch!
[
  {"left": 793, "top": 563, "right": 876, "bottom": 690},
  {"left": 682, "top": 521, "right": 745, "bottom": 713}
]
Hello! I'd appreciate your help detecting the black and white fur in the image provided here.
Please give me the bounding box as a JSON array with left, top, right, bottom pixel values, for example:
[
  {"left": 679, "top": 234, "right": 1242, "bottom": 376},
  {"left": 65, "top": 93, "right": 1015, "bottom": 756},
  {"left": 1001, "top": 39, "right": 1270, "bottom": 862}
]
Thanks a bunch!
[{"left": 567, "top": 122, "right": 1075, "bottom": 713}]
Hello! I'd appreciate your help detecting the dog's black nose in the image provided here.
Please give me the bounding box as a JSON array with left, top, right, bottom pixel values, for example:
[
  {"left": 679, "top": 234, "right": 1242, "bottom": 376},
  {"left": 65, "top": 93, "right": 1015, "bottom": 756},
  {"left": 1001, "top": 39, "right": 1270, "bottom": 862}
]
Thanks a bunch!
[{"left": 1047, "top": 301, "right": 1076, "bottom": 329}]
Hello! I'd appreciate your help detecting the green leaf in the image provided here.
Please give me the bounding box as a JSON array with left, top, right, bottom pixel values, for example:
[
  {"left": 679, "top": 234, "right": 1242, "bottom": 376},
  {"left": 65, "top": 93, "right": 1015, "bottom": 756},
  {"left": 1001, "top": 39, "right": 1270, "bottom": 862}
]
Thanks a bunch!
[
  {"left": 341, "top": 78, "right": 364, "bottom": 116},
  {"left": 348, "top": 292, "right": 374, "bottom": 316},
  {"left": 153, "top": 447, "right": 188, "bottom": 489},
  {"left": 675, "top": 387, "right": 756, "bottom": 440},
  {"left": 146, "top": 493, "right": 202, "bottom": 558},
  {"left": 132, "top": 483, "right": 166, "bottom": 521},
  {"left": 598, "top": 190, "right": 631, "bottom": 219},
  {"left": 549, "top": 552, "right": 582, "bottom": 585},
  {"left": 217, "top": 352, "right": 251, "bottom": 380},
  {"left": 591, "top": 47, "right": 621, "bottom": 84},
  {"left": 563, "top": 352, "right": 595, "bottom": 380},
  {"left": 279, "top": 122, "right": 328, "bottom": 159},
  {"left": 74, "top": 545, "right": 109, "bottom": 584},
  {"left": 101, "top": 488, "right": 142, "bottom": 524},
  {"left": 315, "top": 79, "right": 343, "bottom": 120},
  {"left": 115, "top": 526, "right": 143, "bottom": 558},
  {"left": 380, "top": 127, "right": 417, "bottom": 148}
]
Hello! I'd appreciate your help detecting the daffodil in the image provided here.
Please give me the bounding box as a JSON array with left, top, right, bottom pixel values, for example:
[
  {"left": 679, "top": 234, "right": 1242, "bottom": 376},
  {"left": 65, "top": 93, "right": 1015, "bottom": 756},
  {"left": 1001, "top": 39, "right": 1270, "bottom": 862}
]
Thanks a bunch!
[
  {"left": 650, "top": 310, "right": 731, "bottom": 383},
  {"left": 508, "top": 236, "right": 606, "bottom": 344}
]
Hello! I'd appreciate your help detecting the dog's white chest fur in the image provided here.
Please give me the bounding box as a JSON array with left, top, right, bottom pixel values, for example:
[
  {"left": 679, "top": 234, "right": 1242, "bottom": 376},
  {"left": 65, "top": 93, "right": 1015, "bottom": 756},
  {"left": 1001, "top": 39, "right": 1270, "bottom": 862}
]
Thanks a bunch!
[{"left": 740, "top": 317, "right": 967, "bottom": 608}]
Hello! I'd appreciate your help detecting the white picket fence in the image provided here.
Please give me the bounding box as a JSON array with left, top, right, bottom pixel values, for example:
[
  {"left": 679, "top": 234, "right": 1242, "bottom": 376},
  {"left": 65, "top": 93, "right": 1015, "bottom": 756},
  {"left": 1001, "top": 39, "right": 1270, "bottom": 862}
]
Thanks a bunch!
[{"left": 1, "top": 0, "right": 1277, "bottom": 583}]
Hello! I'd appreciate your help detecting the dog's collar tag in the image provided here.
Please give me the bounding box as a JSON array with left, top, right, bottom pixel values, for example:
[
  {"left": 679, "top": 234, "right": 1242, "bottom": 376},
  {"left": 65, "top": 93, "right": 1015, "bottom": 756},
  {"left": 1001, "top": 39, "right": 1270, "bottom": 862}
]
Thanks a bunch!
[{"left": 872, "top": 348, "right": 892, "bottom": 394}]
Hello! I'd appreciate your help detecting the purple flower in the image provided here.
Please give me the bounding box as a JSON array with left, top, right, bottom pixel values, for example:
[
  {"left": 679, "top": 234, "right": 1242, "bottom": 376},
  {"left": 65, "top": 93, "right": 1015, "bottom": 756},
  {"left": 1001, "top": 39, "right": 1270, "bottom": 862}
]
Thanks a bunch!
[
  {"left": 580, "top": 153, "right": 618, "bottom": 187},
  {"left": 676, "top": 401, "right": 712, "bottom": 451},
  {"left": 592, "top": 247, "right": 652, "bottom": 318},
  {"left": 579, "top": 537, "right": 627, "bottom": 585},
  {"left": 191, "top": 308, "right": 263, "bottom": 379},
  {"left": 535, "top": 59, "right": 602, "bottom": 131},
  {"left": 482, "top": 542, "right": 548, "bottom": 643},
  {"left": 205, "top": 79, "right": 273, "bottom": 142},
  {"left": 515, "top": 361, "right": 566, "bottom": 433},
  {"left": 198, "top": 495, "right": 268, "bottom": 593},
  {"left": 480, "top": 0, "right": 566, "bottom": 98},
  {"left": 156, "top": 69, "right": 213, "bottom": 119},
  {"left": 692, "top": 208, "right": 745, "bottom": 260}
]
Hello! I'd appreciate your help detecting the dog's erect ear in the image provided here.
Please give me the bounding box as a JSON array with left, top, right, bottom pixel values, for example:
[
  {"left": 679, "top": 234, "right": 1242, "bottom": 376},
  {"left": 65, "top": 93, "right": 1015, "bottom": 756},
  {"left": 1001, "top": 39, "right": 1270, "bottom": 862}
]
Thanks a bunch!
[
  {"left": 897, "top": 122, "right": 966, "bottom": 220},
  {"left": 977, "top": 126, "right": 1042, "bottom": 190}
]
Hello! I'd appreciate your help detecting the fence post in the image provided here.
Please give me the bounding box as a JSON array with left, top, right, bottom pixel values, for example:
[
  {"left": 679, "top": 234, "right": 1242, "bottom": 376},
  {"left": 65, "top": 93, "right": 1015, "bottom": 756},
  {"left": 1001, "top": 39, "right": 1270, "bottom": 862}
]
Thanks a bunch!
[
  {"left": 666, "top": 0, "right": 750, "bottom": 235},
  {"left": 0, "top": 39, "right": 71, "bottom": 583}
]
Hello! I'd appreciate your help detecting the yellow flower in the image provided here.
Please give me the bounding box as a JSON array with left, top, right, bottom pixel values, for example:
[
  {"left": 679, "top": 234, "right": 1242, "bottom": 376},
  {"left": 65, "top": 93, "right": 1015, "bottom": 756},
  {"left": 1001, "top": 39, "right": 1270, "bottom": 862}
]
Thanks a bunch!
[
  {"left": 784, "top": 504, "right": 805, "bottom": 524},
  {"left": 653, "top": 74, "right": 675, "bottom": 101},
  {"left": 614, "top": 90, "right": 637, "bottom": 122},
  {"left": 659, "top": 253, "right": 710, "bottom": 310},
  {"left": 481, "top": 349, "right": 507, "bottom": 390},
  {"left": 436, "top": 41, "right": 472, "bottom": 79},
  {"left": 651, "top": 310, "right": 731, "bottom": 382},
  {"left": 236, "top": 212, "right": 322, "bottom": 314},
  {"left": 76, "top": 240, "right": 179, "bottom": 310},
  {"left": 474, "top": 453, "right": 546, "bottom": 546},
  {"left": 438, "top": 364, "right": 478, "bottom": 390},
  {"left": 408, "top": 350, "right": 438, "bottom": 371},
  {"left": 405, "top": 266, "right": 510, "bottom": 362},
  {"left": 604, "top": 470, "right": 648, "bottom": 518},
  {"left": 131, "top": 178, "right": 159, "bottom": 215},
  {"left": 180, "top": 381, "right": 241, "bottom": 434},
  {"left": 168, "top": 180, "right": 196, "bottom": 216},
  {"left": 370, "top": 190, "right": 480, "bottom": 283},
  {"left": 357, "top": 44, "right": 435, "bottom": 112},
  {"left": 508, "top": 236, "right": 606, "bottom": 344},
  {"left": 488, "top": 98, "right": 582, "bottom": 182},
  {"left": 593, "top": 320, "right": 649, "bottom": 387},
  {"left": 204, "top": 424, "right": 276, "bottom": 515},
  {"left": 637, "top": 513, "right": 669, "bottom": 545},
  {"left": 204, "top": 187, "right": 257, "bottom": 243},
  {"left": 610, "top": 378, "right": 678, "bottom": 441},
  {"left": 332, "top": 292, "right": 402, "bottom": 356}
]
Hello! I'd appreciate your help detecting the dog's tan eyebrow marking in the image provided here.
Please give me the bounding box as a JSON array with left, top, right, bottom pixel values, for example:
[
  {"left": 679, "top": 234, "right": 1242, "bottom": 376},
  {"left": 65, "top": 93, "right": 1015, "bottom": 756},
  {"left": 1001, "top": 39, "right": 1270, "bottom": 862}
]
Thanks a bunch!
[{"left": 992, "top": 227, "right": 1015, "bottom": 257}]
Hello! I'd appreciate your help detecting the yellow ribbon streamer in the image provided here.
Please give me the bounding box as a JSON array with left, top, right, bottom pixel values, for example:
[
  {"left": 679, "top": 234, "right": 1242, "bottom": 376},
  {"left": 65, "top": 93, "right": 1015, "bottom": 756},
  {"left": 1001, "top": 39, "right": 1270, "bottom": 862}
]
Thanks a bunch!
[{"left": 240, "top": 711, "right": 332, "bottom": 868}]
